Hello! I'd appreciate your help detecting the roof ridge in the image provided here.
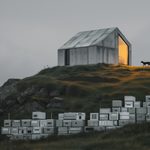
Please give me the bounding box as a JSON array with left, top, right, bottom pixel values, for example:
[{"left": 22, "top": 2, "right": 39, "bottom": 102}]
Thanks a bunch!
[
  {"left": 77, "top": 27, "right": 117, "bottom": 34},
  {"left": 59, "top": 27, "right": 118, "bottom": 49}
]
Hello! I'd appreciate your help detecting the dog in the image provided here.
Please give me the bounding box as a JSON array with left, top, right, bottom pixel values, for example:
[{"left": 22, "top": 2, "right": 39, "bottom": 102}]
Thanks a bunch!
[{"left": 141, "top": 61, "right": 150, "bottom": 66}]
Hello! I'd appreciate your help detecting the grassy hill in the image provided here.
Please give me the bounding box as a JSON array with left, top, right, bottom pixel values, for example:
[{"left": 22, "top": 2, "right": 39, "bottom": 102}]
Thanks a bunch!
[
  {"left": 17, "top": 64, "right": 150, "bottom": 112},
  {"left": 0, "top": 64, "right": 150, "bottom": 118},
  {"left": 0, "top": 64, "right": 150, "bottom": 150}
]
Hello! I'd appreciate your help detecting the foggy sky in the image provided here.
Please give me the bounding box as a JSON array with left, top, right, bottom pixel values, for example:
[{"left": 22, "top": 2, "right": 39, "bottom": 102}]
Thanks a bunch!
[{"left": 0, "top": 0, "right": 150, "bottom": 86}]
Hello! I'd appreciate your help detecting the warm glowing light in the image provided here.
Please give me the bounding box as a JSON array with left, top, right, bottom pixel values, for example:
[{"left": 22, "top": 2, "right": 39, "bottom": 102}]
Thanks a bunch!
[{"left": 118, "top": 36, "right": 128, "bottom": 65}]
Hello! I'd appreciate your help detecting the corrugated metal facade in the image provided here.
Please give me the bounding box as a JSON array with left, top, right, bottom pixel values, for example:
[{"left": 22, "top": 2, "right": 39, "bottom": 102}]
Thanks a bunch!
[{"left": 58, "top": 27, "right": 132, "bottom": 66}]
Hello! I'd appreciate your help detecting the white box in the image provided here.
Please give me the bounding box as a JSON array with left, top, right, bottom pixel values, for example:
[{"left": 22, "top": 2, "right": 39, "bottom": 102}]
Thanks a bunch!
[
  {"left": 120, "top": 115, "right": 130, "bottom": 120},
  {"left": 58, "top": 113, "right": 64, "bottom": 120},
  {"left": 119, "top": 112, "right": 129, "bottom": 120},
  {"left": 63, "top": 120, "right": 72, "bottom": 127},
  {"left": 47, "top": 119, "right": 55, "bottom": 127},
  {"left": 11, "top": 134, "right": 24, "bottom": 140},
  {"left": 112, "top": 100, "right": 122, "bottom": 107},
  {"left": 33, "top": 127, "right": 43, "bottom": 134},
  {"left": 124, "top": 96, "right": 136, "bottom": 102},
  {"left": 112, "top": 107, "right": 121, "bottom": 113},
  {"left": 84, "top": 126, "right": 94, "bottom": 132},
  {"left": 129, "top": 114, "right": 136, "bottom": 120},
  {"left": 136, "top": 114, "right": 145, "bottom": 121},
  {"left": 63, "top": 112, "right": 85, "bottom": 120},
  {"left": 11, "top": 127, "right": 19, "bottom": 135},
  {"left": 68, "top": 127, "right": 83, "bottom": 134},
  {"left": 143, "top": 102, "right": 146, "bottom": 107},
  {"left": 58, "top": 127, "right": 68, "bottom": 135},
  {"left": 88, "top": 120, "right": 99, "bottom": 127},
  {"left": 134, "top": 101, "right": 141, "bottom": 108},
  {"left": 71, "top": 120, "right": 85, "bottom": 127},
  {"left": 147, "top": 107, "right": 150, "bottom": 114},
  {"left": 40, "top": 120, "right": 47, "bottom": 127},
  {"left": 23, "top": 135, "right": 32, "bottom": 140},
  {"left": 43, "top": 127, "right": 55, "bottom": 134},
  {"left": 121, "top": 107, "right": 128, "bottom": 112},
  {"left": 144, "top": 102, "right": 150, "bottom": 107},
  {"left": 12, "top": 120, "right": 20, "bottom": 127},
  {"left": 125, "top": 101, "right": 134, "bottom": 108},
  {"left": 113, "top": 121, "right": 118, "bottom": 126},
  {"left": 127, "top": 108, "right": 136, "bottom": 114},
  {"left": 21, "top": 119, "right": 31, "bottom": 127},
  {"left": 4, "top": 120, "right": 11, "bottom": 127},
  {"left": 1, "top": 127, "right": 11, "bottom": 134},
  {"left": 146, "top": 95, "right": 150, "bottom": 102},
  {"left": 31, "top": 120, "right": 40, "bottom": 127},
  {"left": 93, "top": 126, "right": 105, "bottom": 131},
  {"left": 109, "top": 112, "right": 119, "bottom": 120},
  {"left": 120, "top": 112, "right": 129, "bottom": 116},
  {"left": 76, "top": 113, "right": 86, "bottom": 120},
  {"left": 18, "top": 127, "right": 27, "bottom": 134},
  {"left": 90, "top": 113, "right": 99, "bottom": 120},
  {"left": 99, "top": 121, "right": 114, "bottom": 126},
  {"left": 99, "top": 108, "right": 111, "bottom": 114},
  {"left": 99, "top": 114, "right": 109, "bottom": 120},
  {"left": 56, "top": 120, "right": 63, "bottom": 127},
  {"left": 32, "top": 112, "right": 46, "bottom": 120},
  {"left": 119, "top": 120, "right": 130, "bottom": 126},
  {"left": 136, "top": 108, "right": 147, "bottom": 114},
  {"left": 106, "top": 126, "right": 118, "bottom": 130},
  {"left": 63, "top": 113, "right": 76, "bottom": 120},
  {"left": 26, "top": 127, "right": 33, "bottom": 134},
  {"left": 58, "top": 127, "right": 68, "bottom": 132},
  {"left": 32, "top": 134, "right": 42, "bottom": 140}
]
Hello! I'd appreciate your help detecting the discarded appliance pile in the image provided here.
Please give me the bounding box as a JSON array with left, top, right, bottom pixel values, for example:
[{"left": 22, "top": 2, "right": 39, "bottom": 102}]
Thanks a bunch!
[{"left": 1, "top": 95, "right": 150, "bottom": 140}]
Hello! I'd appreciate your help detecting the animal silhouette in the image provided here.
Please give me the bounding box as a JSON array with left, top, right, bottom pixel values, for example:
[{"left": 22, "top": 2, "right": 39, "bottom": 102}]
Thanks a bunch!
[{"left": 141, "top": 61, "right": 150, "bottom": 66}]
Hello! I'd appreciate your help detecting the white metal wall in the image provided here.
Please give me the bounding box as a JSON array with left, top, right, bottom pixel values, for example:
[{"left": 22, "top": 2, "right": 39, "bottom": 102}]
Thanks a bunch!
[
  {"left": 58, "top": 49, "right": 65, "bottom": 66},
  {"left": 57, "top": 30, "right": 131, "bottom": 66},
  {"left": 58, "top": 46, "right": 117, "bottom": 66}
]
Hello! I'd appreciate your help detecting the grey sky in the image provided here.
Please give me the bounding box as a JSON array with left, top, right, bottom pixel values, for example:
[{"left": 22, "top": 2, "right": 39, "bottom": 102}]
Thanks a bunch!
[{"left": 0, "top": 0, "right": 150, "bottom": 86}]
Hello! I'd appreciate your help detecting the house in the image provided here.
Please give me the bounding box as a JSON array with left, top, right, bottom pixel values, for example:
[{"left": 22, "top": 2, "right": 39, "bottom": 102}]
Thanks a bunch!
[{"left": 58, "top": 27, "right": 131, "bottom": 66}]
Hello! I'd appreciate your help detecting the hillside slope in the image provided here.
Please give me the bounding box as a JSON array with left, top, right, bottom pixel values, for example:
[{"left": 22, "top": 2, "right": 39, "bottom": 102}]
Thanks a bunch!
[{"left": 0, "top": 64, "right": 150, "bottom": 120}]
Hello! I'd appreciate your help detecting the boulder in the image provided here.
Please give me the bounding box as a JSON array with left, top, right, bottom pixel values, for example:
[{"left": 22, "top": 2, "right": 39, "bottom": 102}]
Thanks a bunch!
[{"left": 49, "top": 90, "right": 60, "bottom": 97}]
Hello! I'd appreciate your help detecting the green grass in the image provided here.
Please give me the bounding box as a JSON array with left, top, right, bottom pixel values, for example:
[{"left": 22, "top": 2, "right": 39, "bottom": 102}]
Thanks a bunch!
[
  {"left": 1, "top": 64, "right": 150, "bottom": 149},
  {"left": 1, "top": 123, "right": 150, "bottom": 150},
  {"left": 5, "top": 64, "right": 149, "bottom": 117}
]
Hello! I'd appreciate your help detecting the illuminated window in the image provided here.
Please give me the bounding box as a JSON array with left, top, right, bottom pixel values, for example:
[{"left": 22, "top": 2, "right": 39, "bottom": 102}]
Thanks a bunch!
[{"left": 118, "top": 36, "right": 128, "bottom": 65}]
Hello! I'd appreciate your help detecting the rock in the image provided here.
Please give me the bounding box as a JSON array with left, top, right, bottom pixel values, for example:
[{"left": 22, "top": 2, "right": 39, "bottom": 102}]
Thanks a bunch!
[
  {"left": 16, "top": 96, "right": 25, "bottom": 104},
  {"left": 20, "top": 86, "right": 36, "bottom": 97},
  {"left": 2, "top": 79, "right": 20, "bottom": 87},
  {"left": 0, "top": 82, "right": 18, "bottom": 102},
  {"left": 5, "top": 99, "right": 16, "bottom": 106},
  {"left": 49, "top": 90, "right": 60, "bottom": 97},
  {"left": 0, "top": 109, "right": 3, "bottom": 114},
  {"left": 32, "top": 101, "right": 44, "bottom": 111},
  {"left": 46, "top": 97, "right": 64, "bottom": 108},
  {"left": 35, "top": 88, "right": 48, "bottom": 97},
  {"left": 20, "top": 101, "right": 44, "bottom": 113}
]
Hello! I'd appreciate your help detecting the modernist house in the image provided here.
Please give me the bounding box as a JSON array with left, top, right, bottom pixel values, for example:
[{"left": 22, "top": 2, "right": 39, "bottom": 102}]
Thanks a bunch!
[{"left": 58, "top": 27, "right": 132, "bottom": 66}]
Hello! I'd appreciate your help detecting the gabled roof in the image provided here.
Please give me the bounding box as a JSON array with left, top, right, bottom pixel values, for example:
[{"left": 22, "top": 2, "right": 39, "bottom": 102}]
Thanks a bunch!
[{"left": 59, "top": 27, "right": 117, "bottom": 49}]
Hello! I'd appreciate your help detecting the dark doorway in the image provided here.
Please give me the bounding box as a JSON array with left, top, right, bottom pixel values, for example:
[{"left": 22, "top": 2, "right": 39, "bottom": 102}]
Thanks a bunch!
[{"left": 65, "top": 49, "right": 70, "bottom": 65}]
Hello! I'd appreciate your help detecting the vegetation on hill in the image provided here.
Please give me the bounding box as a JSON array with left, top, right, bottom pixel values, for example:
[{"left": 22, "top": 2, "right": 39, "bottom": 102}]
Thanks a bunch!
[
  {"left": 0, "top": 64, "right": 150, "bottom": 120},
  {"left": 0, "top": 64, "right": 150, "bottom": 149}
]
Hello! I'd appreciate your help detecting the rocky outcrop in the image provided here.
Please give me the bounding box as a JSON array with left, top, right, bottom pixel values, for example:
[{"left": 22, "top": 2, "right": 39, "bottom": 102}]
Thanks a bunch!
[
  {"left": 0, "top": 78, "right": 64, "bottom": 115},
  {"left": 0, "top": 79, "right": 19, "bottom": 103}
]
